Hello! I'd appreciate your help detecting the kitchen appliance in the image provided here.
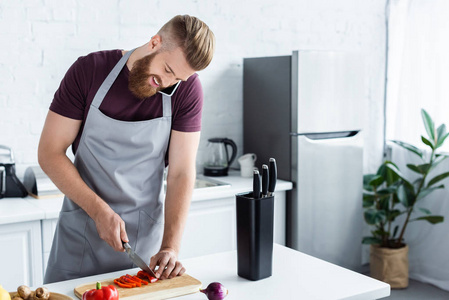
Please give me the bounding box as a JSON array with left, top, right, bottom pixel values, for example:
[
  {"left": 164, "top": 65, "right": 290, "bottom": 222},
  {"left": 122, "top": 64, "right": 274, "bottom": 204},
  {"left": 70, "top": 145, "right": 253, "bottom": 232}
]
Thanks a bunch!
[
  {"left": 243, "top": 51, "right": 364, "bottom": 271},
  {"left": 203, "top": 137, "right": 237, "bottom": 176},
  {"left": 0, "top": 145, "right": 28, "bottom": 198},
  {"left": 23, "top": 165, "right": 63, "bottom": 198}
]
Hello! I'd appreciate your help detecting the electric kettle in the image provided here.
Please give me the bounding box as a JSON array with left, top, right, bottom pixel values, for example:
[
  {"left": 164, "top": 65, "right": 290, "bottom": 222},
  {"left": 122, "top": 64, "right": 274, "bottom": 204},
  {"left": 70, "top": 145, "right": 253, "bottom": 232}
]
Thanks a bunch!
[{"left": 203, "top": 138, "right": 237, "bottom": 176}]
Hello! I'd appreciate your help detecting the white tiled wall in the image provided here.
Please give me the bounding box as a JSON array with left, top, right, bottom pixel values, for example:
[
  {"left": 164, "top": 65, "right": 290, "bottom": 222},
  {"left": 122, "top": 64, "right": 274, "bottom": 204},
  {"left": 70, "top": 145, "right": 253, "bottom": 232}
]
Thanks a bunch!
[{"left": 0, "top": 0, "right": 387, "bottom": 176}]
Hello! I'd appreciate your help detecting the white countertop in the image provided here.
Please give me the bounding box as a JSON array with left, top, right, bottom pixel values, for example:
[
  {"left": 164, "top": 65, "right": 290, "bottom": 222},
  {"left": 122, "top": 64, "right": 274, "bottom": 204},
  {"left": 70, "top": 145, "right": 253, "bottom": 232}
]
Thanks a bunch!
[
  {"left": 0, "top": 171, "right": 293, "bottom": 225},
  {"left": 42, "top": 244, "right": 390, "bottom": 300}
]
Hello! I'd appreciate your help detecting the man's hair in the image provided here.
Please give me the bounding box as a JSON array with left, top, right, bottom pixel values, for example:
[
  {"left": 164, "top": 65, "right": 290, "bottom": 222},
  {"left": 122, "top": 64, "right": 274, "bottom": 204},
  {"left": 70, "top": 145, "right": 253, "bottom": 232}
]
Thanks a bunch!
[{"left": 158, "top": 15, "right": 215, "bottom": 71}]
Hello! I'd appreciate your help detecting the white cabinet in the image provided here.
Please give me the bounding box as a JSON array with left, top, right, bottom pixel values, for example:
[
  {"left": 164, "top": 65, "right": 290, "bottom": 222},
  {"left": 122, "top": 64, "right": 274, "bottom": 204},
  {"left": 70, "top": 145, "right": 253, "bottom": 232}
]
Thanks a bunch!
[
  {"left": 0, "top": 221, "right": 43, "bottom": 291},
  {"left": 179, "top": 191, "right": 287, "bottom": 259},
  {"left": 0, "top": 180, "right": 290, "bottom": 290},
  {"left": 180, "top": 197, "right": 236, "bottom": 259},
  {"left": 33, "top": 192, "right": 287, "bottom": 263}
]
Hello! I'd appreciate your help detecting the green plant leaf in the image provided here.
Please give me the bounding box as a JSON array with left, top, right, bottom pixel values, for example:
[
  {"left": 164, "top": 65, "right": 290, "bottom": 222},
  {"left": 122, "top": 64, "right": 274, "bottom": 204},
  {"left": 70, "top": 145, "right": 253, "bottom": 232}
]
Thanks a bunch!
[
  {"left": 379, "top": 197, "right": 391, "bottom": 210},
  {"left": 363, "top": 194, "right": 376, "bottom": 208},
  {"left": 418, "top": 207, "right": 431, "bottom": 215},
  {"left": 428, "top": 172, "right": 449, "bottom": 187},
  {"left": 386, "top": 209, "right": 401, "bottom": 222},
  {"left": 430, "top": 155, "right": 449, "bottom": 171},
  {"left": 397, "top": 184, "right": 412, "bottom": 207},
  {"left": 392, "top": 225, "right": 399, "bottom": 238},
  {"left": 363, "top": 174, "right": 378, "bottom": 190},
  {"left": 421, "top": 136, "right": 435, "bottom": 149},
  {"left": 406, "top": 164, "right": 422, "bottom": 174},
  {"left": 362, "top": 237, "right": 382, "bottom": 245},
  {"left": 377, "top": 161, "right": 402, "bottom": 186},
  {"left": 391, "top": 140, "right": 424, "bottom": 159},
  {"left": 437, "top": 132, "right": 449, "bottom": 148},
  {"left": 417, "top": 185, "right": 444, "bottom": 201},
  {"left": 385, "top": 163, "right": 415, "bottom": 193},
  {"left": 436, "top": 124, "right": 447, "bottom": 148},
  {"left": 407, "top": 163, "right": 430, "bottom": 174},
  {"left": 413, "top": 215, "right": 444, "bottom": 224},
  {"left": 369, "top": 175, "right": 384, "bottom": 188},
  {"left": 364, "top": 208, "right": 386, "bottom": 225},
  {"left": 421, "top": 109, "right": 435, "bottom": 143},
  {"left": 377, "top": 187, "right": 397, "bottom": 194}
]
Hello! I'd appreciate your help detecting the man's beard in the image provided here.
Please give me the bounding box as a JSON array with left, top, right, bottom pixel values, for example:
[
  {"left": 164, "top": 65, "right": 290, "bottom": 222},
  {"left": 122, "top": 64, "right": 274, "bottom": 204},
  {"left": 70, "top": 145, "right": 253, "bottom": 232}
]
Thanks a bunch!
[{"left": 128, "top": 53, "right": 163, "bottom": 99}]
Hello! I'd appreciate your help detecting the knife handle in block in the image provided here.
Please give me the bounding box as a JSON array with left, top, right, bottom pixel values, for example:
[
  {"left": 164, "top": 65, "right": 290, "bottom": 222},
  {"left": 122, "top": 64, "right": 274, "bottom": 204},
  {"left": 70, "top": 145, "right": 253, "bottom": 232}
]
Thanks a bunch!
[
  {"left": 261, "top": 164, "right": 269, "bottom": 197},
  {"left": 268, "top": 158, "right": 277, "bottom": 196},
  {"left": 253, "top": 170, "right": 261, "bottom": 199}
]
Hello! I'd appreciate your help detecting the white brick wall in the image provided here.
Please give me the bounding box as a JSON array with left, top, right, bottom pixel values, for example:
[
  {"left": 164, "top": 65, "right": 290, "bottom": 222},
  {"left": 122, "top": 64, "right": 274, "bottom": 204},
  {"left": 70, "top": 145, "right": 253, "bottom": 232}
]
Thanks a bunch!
[{"left": 0, "top": 0, "right": 386, "bottom": 176}]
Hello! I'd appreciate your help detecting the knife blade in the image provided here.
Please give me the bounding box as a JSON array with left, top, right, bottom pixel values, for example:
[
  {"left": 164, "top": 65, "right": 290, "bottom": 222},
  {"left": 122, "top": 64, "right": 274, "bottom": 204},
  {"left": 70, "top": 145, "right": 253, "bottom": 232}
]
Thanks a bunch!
[
  {"left": 261, "top": 164, "right": 269, "bottom": 197},
  {"left": 268, "top": 158, "right": 277, "bottom": 196},
  {"left": 253, "top": 169, "right": 261, "bottom": 199},
  {"left": 123, "top": 242, "right": 158, "bottom": 278}
]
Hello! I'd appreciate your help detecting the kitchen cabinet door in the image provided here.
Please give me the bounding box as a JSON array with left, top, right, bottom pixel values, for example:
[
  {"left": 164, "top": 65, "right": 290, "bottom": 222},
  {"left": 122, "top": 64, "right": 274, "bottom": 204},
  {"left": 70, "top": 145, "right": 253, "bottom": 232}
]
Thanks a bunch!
[
  {"left": 0, "top": 221, "right": 43, "bottom": 291},
  {"left": 179, "top": 191, "right": 287, "bottom": 260},
  {"left": 179, "top": 197, "right": 236, "bottom": 259}
]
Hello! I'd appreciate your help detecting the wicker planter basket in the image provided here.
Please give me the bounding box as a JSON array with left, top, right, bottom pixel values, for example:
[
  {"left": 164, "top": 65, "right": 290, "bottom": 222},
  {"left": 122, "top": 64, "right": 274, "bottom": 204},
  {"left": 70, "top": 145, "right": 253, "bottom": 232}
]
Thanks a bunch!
[{"left": 370, "top": 244, "right": 409, "bottom": 289}]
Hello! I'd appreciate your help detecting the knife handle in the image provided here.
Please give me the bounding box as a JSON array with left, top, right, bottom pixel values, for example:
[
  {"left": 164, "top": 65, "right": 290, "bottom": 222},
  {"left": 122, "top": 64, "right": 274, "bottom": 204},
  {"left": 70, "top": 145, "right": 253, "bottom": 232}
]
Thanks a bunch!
[
  {"left": 122, "top": 241, "right": 132, "bottom": 253},
  {"left": 261, "top": 164, "right": 269, "bottom": 197},
  {"left": 268, "top": 158, "right": 277, "bottom": 196},
  {"left": 253, "top": 170, "right": 261, "bottom": 199}
]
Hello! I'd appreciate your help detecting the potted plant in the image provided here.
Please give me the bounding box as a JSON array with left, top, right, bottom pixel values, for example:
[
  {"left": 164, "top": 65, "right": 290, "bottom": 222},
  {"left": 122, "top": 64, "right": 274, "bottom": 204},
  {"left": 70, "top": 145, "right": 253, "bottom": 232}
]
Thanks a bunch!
[{"left": 362, "top": 109, "right": 449, "bottom": 288}]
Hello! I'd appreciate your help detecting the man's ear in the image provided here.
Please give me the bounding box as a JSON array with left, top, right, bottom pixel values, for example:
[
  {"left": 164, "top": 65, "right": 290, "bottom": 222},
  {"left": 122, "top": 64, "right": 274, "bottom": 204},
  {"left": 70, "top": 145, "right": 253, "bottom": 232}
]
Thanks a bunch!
[{"left": 149, "top": 35, "right": 162, "bottom": 50}]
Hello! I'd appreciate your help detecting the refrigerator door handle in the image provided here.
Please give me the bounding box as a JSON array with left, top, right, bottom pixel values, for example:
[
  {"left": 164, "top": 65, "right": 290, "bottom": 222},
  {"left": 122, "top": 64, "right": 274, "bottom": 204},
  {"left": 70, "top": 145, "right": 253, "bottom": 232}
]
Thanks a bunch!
[{"left": 290, "top": 130, "right": 360, "bottom": 140}]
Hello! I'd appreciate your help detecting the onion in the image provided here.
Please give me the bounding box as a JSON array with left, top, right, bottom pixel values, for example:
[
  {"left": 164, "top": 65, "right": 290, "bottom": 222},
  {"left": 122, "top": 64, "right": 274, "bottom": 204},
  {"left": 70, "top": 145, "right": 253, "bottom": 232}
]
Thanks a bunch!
[{"left": 200, "top": 282, "right": 228, "bottom": 300}]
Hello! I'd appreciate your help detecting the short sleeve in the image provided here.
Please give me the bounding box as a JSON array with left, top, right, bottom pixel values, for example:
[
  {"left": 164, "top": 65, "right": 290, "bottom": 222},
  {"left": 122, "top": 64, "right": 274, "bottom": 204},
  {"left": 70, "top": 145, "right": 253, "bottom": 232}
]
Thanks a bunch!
[
  {"left": 171, "top": 74, "right": 203, "bottom": 132},
  {"left": 49, "top": 56, "right": 90, "bottom": 120}
]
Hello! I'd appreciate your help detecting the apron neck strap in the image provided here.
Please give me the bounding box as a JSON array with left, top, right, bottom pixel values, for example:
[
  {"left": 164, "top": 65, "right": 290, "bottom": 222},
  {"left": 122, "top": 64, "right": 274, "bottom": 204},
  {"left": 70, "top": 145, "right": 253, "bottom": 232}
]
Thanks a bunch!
[
  {"left": 162, "top": 93, "right": 172, "bottom": 117},
  {"left": 92, "top": 48, "right": 135, "bottom": 108}
]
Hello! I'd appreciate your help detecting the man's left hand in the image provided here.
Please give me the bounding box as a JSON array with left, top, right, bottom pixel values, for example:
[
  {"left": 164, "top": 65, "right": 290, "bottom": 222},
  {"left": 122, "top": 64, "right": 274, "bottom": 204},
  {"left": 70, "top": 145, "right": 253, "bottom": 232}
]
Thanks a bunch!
[{"left": 149, "top": 248, "right": 186, "bottom": 280}]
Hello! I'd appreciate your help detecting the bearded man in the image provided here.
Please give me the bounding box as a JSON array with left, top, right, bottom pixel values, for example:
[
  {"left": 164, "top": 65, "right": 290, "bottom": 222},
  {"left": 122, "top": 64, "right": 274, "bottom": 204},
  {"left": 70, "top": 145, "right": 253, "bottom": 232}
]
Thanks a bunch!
[{"left": 39, "top": 15, "right": 215, "bottom": 283}]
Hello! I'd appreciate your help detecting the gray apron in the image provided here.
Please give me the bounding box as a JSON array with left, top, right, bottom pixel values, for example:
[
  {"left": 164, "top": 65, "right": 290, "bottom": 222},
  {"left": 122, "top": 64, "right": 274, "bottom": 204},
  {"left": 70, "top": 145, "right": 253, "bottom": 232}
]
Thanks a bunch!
[{"left": 45, "top": 49, "right": 179, "bottom": 283}]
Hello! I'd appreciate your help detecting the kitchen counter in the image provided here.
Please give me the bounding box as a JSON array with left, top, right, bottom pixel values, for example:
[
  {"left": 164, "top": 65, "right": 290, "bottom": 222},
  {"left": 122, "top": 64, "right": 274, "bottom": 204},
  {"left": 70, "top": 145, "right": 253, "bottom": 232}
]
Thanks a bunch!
[
  {"left": 0, "top": 171, "right": 293, "bottom": 225},
  {"left": 42, "top": 244, "right": 390, "bottom": 300}
]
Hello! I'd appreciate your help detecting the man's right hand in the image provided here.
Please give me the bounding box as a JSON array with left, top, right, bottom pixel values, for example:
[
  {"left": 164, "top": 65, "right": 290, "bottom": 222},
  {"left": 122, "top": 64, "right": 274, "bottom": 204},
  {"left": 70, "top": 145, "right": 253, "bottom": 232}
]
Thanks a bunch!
[{"left": 94, "top": 207, "right": 129, "bottom": 252}]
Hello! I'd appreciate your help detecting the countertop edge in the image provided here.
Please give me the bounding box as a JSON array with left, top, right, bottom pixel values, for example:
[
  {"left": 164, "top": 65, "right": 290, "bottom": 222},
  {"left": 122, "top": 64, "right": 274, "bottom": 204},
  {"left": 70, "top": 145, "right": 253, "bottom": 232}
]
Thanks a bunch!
[{"left": 0, "top": 172, "right": 293, "bottom": 225}]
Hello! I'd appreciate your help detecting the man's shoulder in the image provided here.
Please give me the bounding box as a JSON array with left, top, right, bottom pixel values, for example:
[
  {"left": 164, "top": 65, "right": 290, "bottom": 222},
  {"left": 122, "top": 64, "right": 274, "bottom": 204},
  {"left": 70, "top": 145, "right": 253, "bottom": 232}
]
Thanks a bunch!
[
  {"left": 177, "top": 73, "right": 201, "bottom": 94},
  {"left": 76, "top": 49, "right": 122, "bottom": 68}
]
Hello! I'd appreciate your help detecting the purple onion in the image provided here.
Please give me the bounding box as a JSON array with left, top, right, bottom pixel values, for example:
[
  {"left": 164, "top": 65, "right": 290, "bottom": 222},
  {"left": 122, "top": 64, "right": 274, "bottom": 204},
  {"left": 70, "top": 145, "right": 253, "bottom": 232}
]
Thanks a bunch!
[{"left": 200, "top": 282, "right": 228, "bottom": 300}]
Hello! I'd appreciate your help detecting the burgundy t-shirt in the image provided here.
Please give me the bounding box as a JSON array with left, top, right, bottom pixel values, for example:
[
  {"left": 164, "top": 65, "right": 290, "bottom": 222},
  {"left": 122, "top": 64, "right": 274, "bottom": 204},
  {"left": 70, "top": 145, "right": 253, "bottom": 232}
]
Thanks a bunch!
[{"left": 50, "top": 49, "right": 203, "bottom": 155}]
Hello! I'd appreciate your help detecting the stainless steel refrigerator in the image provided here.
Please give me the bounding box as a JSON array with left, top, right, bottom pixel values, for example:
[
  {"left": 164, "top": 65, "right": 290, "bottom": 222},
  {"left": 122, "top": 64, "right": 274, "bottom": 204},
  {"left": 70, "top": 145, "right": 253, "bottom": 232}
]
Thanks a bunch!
[{"left": 243, "top": 51, "right": 364, "bottom": 271}]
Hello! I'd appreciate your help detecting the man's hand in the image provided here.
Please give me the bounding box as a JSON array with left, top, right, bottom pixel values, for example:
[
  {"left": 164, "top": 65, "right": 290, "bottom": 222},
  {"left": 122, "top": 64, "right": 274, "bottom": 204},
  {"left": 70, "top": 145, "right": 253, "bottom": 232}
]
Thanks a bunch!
[
  {"left": 94, "top": 207, "right": 129, "bottom": 252},
  {"left": 149, "top": 248, "right": 186, "bottom": 280}
]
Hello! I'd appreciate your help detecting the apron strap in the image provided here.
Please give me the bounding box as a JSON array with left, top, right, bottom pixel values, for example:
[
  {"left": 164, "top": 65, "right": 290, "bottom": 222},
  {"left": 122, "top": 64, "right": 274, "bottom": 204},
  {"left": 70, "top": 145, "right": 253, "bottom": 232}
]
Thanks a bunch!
[
  {"left": 162, "top": 94, "right": 172, "bottom": 117},
  {"left": 92, "top": 49, "right": 135, "bottom": 108}
]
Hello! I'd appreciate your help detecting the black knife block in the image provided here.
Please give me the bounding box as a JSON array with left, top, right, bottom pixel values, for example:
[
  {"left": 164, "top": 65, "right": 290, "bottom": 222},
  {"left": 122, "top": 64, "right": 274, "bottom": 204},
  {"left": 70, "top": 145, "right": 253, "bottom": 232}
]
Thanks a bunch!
[{"left": 236, "top": 192, "right": 274, "bottom": 281}]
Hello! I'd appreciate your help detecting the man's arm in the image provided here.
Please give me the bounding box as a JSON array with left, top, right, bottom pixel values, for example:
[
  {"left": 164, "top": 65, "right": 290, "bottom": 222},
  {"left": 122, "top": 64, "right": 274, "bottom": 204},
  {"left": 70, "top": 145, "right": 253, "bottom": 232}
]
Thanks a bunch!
[
  {"left": 150, "top": 129, "right": 200, "bottom": 279},
  {"left": 38, "top": 110, "right": 128, "bottom": 251}
]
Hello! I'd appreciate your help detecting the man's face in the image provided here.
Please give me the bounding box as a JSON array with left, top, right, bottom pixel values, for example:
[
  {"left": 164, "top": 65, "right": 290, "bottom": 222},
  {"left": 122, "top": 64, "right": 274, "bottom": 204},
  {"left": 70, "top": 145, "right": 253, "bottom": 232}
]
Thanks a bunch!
[{"left": 128, "top": 47, "right": 195, "bottom": 99}]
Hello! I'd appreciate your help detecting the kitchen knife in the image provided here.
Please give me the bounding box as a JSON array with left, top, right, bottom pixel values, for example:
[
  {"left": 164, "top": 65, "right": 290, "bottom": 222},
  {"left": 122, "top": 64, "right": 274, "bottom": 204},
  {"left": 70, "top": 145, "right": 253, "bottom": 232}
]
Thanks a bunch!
[
  {"left": 123, "top": 242, "right": 158, "bottom": 278},
  {"left": 253, "top": 169, "right": 261, "bottom": 199},
  {"left": 261, "top": 164, "right": 269, "bottom": 197},
  {"left": 268, "top": 158, "right": 277, "bottom": 196}
]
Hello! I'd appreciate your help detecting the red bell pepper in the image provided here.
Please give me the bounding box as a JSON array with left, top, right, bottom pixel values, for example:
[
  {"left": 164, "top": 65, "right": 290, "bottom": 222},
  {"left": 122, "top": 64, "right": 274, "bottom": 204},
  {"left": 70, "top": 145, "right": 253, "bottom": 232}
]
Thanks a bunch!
[
  {"left": 82, "top": 282, "right": 119, "bottom": 300},
  {"left": 137, "top": 270, "right": 158, "bottom": 283}
]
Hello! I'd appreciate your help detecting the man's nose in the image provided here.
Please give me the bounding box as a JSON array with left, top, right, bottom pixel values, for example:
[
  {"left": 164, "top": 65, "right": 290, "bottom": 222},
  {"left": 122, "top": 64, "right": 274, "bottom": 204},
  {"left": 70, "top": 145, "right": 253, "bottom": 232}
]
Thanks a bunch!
[{"left": 161, "top": 74, "right": 177, "bottom": 88}]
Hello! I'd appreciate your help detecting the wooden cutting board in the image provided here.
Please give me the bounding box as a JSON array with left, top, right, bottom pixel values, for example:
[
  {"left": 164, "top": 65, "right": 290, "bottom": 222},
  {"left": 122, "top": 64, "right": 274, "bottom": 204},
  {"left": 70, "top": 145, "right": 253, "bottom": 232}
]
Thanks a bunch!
[{"left": 74, "top": 273, "right": 201, "bottom": 299}]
